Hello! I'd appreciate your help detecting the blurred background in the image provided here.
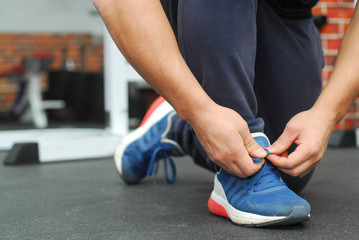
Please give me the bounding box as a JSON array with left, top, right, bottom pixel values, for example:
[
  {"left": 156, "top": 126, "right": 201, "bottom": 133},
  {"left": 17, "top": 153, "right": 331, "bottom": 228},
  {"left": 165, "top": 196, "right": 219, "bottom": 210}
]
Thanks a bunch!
[
  {"left": 0, "top": 0, "right": 158, "bottom": 132},
  {"left": 0, "top": 0, "right": 358, "bottom": 146}
]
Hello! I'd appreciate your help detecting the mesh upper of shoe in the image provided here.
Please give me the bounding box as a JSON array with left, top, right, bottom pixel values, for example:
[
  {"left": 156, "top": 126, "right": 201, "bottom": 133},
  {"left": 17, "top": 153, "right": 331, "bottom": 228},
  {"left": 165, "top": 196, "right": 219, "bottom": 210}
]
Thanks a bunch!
[
  {"left": 121, "top": 112, "right": 182, "bottom": 184},
  {"left": 217, "top": 134, "right": 310, "bottom": 216}
]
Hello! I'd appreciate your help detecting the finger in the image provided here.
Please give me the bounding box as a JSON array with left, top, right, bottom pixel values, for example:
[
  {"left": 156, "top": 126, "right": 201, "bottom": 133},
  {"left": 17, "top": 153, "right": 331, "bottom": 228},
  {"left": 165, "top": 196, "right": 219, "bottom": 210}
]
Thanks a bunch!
[
  {"left": 234, "top": 147, "right": 265, "bottom": 177},
  {"left": 213, "top": 159, "right": 234, "bottom": 175},
  {"left": 275, "top": 142, "right": 322, "bottom": 176},
  {"left": 266, "top": 151, "right": 288, "bottom": 164},
  {"left": 211, "top": 152, "right": 246, "bottom": 177},
  {"left": 228, "top": 163, "right": 246, "bottom": 178},
  {"left": 277, "top": 158, "right": 310, "bottom": 176},
  {"left": 298, "top": 163, "right": 319, "bottom": 178},
  {"left": 298, "top": 167, "right": 314, "bottom": 178},
  {"left": 279, "top": 157, "right": 320, "bottom": 177},
  {"left": 294, "top": 157, "right": 321, "bottom": 178},
  {"left": 266, "top": 127, "right": 298, "bottom": 155},
  {"left": 216, "top": 159, "right": 248, "bottom": 178},
  {"left": 268, "top": 144, "right": 309, "bottom": 170},
  {"left": 241, "top": 130, "right": 267, "bottom": 158},
  {"left": 266, "top": 152, "right": 292, "bottom": 169}
]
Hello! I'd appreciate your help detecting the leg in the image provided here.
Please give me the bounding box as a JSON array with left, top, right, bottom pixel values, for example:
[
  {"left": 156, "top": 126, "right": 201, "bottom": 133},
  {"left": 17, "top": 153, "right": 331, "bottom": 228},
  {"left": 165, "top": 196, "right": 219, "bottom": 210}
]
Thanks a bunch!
[
  {"left": 177, "top": 0, "right": 262, "bottom": 129},
  {"left": 162, "top": 0, "right": 264, "bottom": 170},
  {"left": 254, "top": 0, "right": 324, "bottom": 192}
]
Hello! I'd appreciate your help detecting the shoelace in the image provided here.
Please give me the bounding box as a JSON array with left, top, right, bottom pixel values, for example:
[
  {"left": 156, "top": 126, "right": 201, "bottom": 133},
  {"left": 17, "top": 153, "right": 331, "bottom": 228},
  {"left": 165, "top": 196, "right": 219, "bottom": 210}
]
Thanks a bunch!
[
  {"left": 146, "top": 146, "right": 176, "bottom": 184},
  {"left": 247, "top": 161, "right": 285, "bottom": 192}
]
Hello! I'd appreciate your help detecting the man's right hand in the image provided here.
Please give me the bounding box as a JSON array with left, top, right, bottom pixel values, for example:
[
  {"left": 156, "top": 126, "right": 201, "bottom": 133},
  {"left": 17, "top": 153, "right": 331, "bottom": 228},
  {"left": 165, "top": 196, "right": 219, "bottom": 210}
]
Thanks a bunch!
[{"left": 187, "top": 103, "right": 267, "bottom": 178}]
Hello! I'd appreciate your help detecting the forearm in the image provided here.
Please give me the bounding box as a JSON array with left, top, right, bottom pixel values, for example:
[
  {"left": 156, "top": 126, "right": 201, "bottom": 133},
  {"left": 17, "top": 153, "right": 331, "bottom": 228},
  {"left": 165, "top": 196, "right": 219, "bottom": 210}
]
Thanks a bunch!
[
  {"left": 93, "top": 0, "right": 214, "bottom": 121},
  {"left": 313, "top": 4, "right": 359, "bottom": 124}
]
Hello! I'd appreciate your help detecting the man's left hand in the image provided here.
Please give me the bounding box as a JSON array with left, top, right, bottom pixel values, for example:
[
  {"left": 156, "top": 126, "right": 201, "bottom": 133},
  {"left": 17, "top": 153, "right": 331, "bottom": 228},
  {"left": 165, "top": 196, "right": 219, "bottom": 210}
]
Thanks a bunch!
[{"left": 266, "top": 108, "right": 335, "bottom": 177}]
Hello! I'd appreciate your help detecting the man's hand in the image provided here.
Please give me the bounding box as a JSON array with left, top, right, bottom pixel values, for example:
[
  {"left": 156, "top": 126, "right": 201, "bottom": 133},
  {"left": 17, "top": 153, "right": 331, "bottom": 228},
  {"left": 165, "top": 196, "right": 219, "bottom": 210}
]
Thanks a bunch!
[
  {"left": 188, "top": 103, "right": 268, "bottom": 178},
  {"left": 266, "top": 3, "right": 359, "bottom": 177},
  {"left": 266, "top": 108, "right": 335, "bottom": 177}
]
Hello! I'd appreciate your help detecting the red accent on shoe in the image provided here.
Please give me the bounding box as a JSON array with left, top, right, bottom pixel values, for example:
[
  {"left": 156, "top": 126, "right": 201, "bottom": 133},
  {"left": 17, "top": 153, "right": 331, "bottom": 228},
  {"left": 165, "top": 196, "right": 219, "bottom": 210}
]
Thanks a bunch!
[
  {"left": 139, "top": 96, "right": 166, "bottom": 127},
  {"left": 208, "top": 197, "right": 229, "bottom": 218}
]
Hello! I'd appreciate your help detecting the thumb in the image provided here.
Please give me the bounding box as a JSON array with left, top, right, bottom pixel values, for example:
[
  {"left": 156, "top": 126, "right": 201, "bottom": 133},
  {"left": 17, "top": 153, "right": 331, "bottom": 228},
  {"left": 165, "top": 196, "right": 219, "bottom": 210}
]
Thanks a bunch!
[
  {"left": 242, "top": 130, "right": 267, "bottom": 158},
  {"left": 267, "top": 128, "right": 297, "bottom": 155}
]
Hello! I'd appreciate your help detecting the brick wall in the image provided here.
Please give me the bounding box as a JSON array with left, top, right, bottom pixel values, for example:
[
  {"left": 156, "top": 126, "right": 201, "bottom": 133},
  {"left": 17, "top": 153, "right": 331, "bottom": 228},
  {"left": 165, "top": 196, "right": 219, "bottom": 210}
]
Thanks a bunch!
[
  {"left": 0, "top": 33, "right": 103, "bottom": 111},
  {"left": 313, "top": 0, "right": 359, "bottom": 130}
]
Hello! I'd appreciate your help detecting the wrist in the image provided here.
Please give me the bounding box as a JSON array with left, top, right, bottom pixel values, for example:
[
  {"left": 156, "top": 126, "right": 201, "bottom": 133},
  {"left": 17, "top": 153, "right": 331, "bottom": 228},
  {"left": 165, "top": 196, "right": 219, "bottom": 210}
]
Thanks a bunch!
[
  {"left": 313, "top": 82, "right": 352, "bottom": 126},
  {"left": 176, "top": 94, "right": 216, "bottom": 124},
  {"left": 311, "top": 100, "right": 340, "bottom": 128}
]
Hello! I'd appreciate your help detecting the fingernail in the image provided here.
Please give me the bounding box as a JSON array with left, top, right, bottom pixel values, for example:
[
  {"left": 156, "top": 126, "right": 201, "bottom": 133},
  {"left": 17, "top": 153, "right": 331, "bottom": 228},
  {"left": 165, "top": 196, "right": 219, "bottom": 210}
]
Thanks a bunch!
[
  {"left": 257, "top": 147, "right": 267, "bottom": 155},
  {"left": 266, "top": 146, "right": 274, "bottom": 152},
  {"left": 264, "top": 148, "right": 271, "bottom": 156}
]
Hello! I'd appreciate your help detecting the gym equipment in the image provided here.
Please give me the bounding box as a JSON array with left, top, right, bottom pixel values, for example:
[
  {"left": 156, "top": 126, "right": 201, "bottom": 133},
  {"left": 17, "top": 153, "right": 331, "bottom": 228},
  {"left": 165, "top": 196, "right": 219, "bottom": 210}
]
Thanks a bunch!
[
  {"left": 3, "top": 143, "right": 39, "bottom": 165},
  {"left": 0, "top": 28, "right": 144, "bottom": 163}
]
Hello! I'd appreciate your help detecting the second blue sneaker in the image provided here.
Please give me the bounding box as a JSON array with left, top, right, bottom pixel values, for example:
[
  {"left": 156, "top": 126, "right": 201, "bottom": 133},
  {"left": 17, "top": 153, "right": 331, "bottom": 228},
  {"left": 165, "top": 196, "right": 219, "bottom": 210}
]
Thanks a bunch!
[
  {"left": 114, "top": 97, "right": 184, "bottom": 184},
  {"left": 208, "top": 132, "right": 311, "bottom": 227}
]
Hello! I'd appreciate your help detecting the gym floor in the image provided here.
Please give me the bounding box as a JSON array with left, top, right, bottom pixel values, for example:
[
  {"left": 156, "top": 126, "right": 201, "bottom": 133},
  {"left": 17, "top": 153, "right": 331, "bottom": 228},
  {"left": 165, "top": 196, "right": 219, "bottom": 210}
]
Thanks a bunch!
[{"left": 1, "top": 147, "right": 359, "bottom": 240}]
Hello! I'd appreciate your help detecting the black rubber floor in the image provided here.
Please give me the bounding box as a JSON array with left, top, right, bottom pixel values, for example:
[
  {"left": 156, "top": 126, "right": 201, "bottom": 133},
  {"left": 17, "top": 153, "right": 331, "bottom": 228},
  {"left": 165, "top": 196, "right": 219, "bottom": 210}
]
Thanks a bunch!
[{"left": 1, "top": 148, "right": 359, "bottom": 240}]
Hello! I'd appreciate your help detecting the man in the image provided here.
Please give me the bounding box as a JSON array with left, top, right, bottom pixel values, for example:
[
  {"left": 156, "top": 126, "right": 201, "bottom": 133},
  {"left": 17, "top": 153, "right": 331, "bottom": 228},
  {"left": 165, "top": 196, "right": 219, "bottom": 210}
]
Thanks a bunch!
[{"left": 94, "top": 0, "right": 359, "bottom": 226}]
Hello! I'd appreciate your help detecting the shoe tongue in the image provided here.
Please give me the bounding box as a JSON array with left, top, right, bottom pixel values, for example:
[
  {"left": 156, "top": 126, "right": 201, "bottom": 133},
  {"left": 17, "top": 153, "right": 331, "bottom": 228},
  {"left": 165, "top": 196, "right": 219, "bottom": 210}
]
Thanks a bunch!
[{"left": 253, "top": 134, "right": 270, "bottom": 148}]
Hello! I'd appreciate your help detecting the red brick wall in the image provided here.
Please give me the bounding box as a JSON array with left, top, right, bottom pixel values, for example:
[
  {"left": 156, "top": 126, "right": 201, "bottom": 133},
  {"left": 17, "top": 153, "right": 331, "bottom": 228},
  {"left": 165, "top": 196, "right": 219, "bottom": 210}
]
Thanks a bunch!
[
  {"left": 0, "top": 33, "right": 103, "bottom": 111},
  {"left": 313, "top": 0, "right": 359, "bottom": 130}
]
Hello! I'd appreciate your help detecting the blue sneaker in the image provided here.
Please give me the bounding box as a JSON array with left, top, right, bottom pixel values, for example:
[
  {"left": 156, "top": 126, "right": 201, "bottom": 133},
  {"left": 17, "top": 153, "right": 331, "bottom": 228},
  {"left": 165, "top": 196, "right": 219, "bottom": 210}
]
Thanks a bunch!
[
  {"left": 114, "top": 97, "right": 184, "bottom": 184},
  {"left": 208, "top": 132, "right": 311, "bottom": 226}
]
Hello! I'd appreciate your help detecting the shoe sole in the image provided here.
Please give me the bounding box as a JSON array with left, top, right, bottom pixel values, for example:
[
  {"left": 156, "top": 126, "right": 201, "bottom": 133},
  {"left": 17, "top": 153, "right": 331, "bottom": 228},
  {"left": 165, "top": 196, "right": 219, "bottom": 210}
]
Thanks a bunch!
[
  {"left": 114, "top": 98, "right": 174, "bottom": 179},
  {"left": 208, "top": 176, "right": 310, "bottom": 227}
]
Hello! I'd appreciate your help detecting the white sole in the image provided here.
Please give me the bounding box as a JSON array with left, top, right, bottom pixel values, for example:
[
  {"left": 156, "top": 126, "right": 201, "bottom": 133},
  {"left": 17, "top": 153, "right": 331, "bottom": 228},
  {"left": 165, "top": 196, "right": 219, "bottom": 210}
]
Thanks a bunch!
[{"left": 210, "top": 175, "right": 286, "bottom": 225}]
